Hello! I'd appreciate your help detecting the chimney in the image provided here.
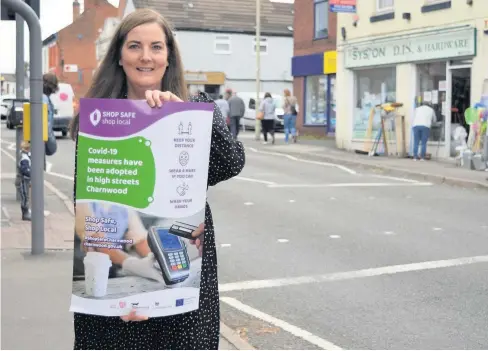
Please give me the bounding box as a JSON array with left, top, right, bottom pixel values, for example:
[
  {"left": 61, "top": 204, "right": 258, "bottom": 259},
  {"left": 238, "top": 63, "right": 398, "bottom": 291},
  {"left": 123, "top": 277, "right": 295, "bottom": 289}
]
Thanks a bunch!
[
  {"left": 84, "top": 0, "right": 102, "bottom": 12},
  {"left": 118, "top": 0, "right": 127, "bottom": 18},
  {"left": 73, "top": 0, "right": 80, "bottom": 21}
]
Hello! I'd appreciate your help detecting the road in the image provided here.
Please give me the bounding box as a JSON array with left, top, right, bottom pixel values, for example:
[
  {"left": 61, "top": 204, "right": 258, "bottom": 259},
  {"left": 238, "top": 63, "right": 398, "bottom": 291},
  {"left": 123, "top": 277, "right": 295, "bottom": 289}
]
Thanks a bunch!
[{"left": 1, "top": 125, "right": 488, "bottom": 350}]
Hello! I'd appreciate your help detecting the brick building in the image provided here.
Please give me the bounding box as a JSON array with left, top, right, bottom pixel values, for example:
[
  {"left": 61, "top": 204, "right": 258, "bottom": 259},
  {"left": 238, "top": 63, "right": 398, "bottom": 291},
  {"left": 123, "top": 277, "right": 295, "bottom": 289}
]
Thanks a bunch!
[
  {"left": 42, "top": 0, "right": 118, "bottom": 100},
  {"left": 292, "top": 0, "right": 337, "bottom": 137}
]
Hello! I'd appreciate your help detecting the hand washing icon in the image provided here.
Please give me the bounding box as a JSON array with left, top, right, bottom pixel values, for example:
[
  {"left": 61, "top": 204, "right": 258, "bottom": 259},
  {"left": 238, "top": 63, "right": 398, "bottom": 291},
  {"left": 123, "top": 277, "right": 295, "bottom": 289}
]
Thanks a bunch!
[{"left": 176, "top": 182, "right": 189, "bottom": 196}]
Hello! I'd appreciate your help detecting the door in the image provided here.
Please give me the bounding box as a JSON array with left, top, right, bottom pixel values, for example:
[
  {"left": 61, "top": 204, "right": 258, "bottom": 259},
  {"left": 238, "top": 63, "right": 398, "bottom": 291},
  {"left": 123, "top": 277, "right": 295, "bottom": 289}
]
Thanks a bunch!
[
  {"left": 326, "top": 75, "right": 336, "bottom": 134},
  {"left": 446, "top": 63, "right": 472, "bottom": 157}
]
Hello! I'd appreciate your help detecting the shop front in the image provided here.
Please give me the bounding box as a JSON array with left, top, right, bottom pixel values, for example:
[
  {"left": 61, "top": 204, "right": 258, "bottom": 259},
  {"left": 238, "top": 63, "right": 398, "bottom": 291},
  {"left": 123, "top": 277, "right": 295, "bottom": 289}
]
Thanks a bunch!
[
  {"left": 291, "top": 50, "right": 337, "bottom": 136},
  {"left": 337, "top": 25, "right": 480, "bottom": 158},
  {"left": 185, "top": 71, "right": 226, "bottom": 100}
]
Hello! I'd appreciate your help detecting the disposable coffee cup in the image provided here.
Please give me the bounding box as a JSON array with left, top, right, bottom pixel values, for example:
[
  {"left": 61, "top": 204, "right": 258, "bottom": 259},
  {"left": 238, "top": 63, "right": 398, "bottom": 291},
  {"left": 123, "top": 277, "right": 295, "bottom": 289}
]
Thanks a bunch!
[{"left": 84, "top": 252, "right": 112, "bottom": 297}]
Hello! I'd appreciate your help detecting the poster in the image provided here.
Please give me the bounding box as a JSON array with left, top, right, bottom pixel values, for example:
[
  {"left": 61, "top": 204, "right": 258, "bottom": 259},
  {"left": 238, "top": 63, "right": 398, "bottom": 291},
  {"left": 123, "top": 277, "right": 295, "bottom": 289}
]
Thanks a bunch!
[
  {"left": 423, "top": 91, "right": 432, "bottom": 102},
  {"left": 431, "top": 90, "right": 439, "bottom": 104},
  {"left": 70, "top": 98, "right": 214, "bottom": 317},
  {"left": 438, "top": 80, "right": 447, "bottom": 92}
]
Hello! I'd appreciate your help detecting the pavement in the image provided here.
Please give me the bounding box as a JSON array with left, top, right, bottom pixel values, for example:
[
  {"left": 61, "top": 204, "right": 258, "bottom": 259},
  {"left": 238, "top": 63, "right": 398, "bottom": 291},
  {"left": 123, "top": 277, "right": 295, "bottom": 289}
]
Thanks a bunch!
[
  {"left": 2, "top": 127, "right": 488, "bottom": 350},
  {"left": 237, "top": 132, "right": 488, "bottom": 190}
]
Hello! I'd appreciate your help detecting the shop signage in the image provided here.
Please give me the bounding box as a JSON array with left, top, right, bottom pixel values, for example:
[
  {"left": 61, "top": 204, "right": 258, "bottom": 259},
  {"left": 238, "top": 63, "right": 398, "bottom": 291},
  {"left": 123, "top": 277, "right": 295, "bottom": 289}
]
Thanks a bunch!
[
  {"left": 185, "top": 72, "right": 207, "bottom": 82},
  {"left": 329, "top": 0, "right": 356, "bottom": 13},
  {"left": 484, "top": 19, "right": 488, "bottom": 34},
  {"left": 323, "top": 51, "right": 337, "bottom": 74},
  {"left": 344, "top": 27, "right": 476, "bottom": 68}
]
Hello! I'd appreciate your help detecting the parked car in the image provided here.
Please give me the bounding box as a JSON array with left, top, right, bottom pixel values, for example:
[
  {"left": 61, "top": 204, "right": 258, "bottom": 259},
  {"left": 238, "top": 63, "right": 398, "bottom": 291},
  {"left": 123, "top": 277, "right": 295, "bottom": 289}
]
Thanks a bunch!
[
  {"left": 0, "top": 95, "right": 16, "bottom": 120},
  {"left": 236, "top": 92, "right": 285, "bottom": 131},
  {"left": 5, "top": 98, "right": 29, "bottom": 129},
  {"left": 49, "top": 83, "right": 75, "bottom": 137}
]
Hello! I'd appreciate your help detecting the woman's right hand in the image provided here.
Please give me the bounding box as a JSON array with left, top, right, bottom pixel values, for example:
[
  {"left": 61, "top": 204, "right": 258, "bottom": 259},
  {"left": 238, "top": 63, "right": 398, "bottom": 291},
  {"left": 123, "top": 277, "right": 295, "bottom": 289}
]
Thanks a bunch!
[{"left": 121, "top": 309, "right": 149, "bottom": 322}]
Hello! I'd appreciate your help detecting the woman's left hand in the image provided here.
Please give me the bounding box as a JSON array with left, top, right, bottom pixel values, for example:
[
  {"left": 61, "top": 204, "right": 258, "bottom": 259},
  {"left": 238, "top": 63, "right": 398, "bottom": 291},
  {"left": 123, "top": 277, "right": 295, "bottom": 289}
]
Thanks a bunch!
[{"left": 145, "top": 90, "right": 182, "bottom": 108}]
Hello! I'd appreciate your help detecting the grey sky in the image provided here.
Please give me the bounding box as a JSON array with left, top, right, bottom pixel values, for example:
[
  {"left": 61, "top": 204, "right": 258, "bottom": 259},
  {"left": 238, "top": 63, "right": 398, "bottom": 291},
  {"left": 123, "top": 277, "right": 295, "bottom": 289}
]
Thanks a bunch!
[{"left": 0, "top": 0, "right": 119, "bottom": 73}]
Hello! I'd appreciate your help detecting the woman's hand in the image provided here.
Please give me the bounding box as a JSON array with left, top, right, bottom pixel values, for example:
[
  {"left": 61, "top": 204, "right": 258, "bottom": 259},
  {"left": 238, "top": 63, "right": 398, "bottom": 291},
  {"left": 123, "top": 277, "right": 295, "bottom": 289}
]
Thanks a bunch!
[
  {"left": 121, "top": 309, "right": 149, "bottom": 323},
  {"left": 121, "top": 253, "right": 165, "bottom": 283},
  {"left": 145, "top": 90, "right": 182, "bottom": 108},
  {"left": 189, "top": 223, "right": 205, "bottom": 257}
]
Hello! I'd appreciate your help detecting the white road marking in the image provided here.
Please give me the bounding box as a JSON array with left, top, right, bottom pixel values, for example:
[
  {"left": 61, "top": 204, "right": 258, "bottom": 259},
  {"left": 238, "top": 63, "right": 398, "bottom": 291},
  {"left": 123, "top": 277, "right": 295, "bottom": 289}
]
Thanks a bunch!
[
  {"left": 288, "top": 199, "right": 296, "bottom": 203},
  {"left": 244, "top": 202, "right": 254, "bottom": 206},
  {"left": 383, "top": 231, "right": 395, "bottom": 235},
  {"left": 220, "top": 244, "right": 232, "bottom": 248},
  {"left": 368, "top": 196, "right": 376, "bottom": 200},
  {"left": 234, "top": 176, "right": 276, "bottom": 185},
  {"left": 330, "top": 197, "right": 337, "bottom": 200},
  {"left": 219, "top": 255, "right": 488, "bottom": 293},
  {"left": 329, "top": 235, "right": 341, "bottom": 239},
  {"left": 220, "top": 297, "right": 343, "bottom": 350},
  {"left": 432, "top": 227, "right": 443, "bottom": 231},
  {"left": 44, "top": 210, "right": 51, "bottom": 217},
  {"left": 268, "top": 182, "right": 433, "bottom": 188},
  {"left": 7, "top": 143, "right": 16, "bottom": 151},
  {"left": 1, "top": 147, "right": 75, "bottom": 216},
  {"left": 277, "top": 239, "right": 289, "bottom": 243},
  {"left": 248, "top": 147, "right": 357, "bottom": 175},
  {"left": 1, "top": 148, "right": 16, "bottom": 161},
  {"left": 370, "top": 174, "right": 420, "bottom": 184},
  {"left": 45, "top": 171, "right": 74, "bottom": 181}
]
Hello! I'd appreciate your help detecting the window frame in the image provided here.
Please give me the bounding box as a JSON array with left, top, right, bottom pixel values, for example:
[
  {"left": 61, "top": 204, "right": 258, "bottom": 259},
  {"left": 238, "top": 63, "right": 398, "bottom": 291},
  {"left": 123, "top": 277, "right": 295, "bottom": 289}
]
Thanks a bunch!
[
  {"left": 313, "top": 0, "right": 329, "bottom": 40},
  {"left": 252, "top": 37, "right": 268, "bottom": 55},
  {"left": 214, "top": 35, "right": 232, "bottom": 55},
  {"left": 376, "top": 0, "right": 394, "bottom": 12}
]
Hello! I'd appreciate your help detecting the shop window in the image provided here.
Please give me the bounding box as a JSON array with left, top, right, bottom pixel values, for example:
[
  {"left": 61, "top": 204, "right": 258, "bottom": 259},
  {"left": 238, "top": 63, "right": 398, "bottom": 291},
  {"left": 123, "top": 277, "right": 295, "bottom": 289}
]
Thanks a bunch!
[
  {"left": 214, "top": 35, "right": 231, "bottom": 54},
  {"left": 416, "top": 62, "right": 447, "bottom": 142},
  {"left": 353, "top": 67, "right": 396, "bottom": 139},
  {"left": 305, "top": 75, "right": 327, "bottom": 125},
  {"left": 377, "top": 0, "right": 394, "bottom": 12},
  {"left": 314, "top": 0, "right": 328, "bottom": 39}
]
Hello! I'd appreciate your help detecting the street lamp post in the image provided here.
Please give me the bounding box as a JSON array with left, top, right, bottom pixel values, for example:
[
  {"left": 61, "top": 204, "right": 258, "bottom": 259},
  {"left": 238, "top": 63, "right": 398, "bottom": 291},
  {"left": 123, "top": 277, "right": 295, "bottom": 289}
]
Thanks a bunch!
[{"left": 254, "top": 0, "right": 261, "bottom": 140}]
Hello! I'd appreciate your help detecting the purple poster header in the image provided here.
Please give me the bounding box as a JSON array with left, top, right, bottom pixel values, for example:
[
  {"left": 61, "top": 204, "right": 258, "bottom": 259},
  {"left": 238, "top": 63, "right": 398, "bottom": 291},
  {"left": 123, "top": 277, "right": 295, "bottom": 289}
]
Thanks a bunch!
[{"left": 79, "top": 98, "right": 214, "bottom": 138}]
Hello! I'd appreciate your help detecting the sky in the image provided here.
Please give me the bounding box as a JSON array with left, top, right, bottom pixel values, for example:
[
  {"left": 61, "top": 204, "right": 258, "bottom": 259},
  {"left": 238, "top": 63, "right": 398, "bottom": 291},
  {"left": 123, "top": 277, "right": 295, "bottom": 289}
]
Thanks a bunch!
[{"left": 0, "top": 0, "right": 120, "bottom": 74}]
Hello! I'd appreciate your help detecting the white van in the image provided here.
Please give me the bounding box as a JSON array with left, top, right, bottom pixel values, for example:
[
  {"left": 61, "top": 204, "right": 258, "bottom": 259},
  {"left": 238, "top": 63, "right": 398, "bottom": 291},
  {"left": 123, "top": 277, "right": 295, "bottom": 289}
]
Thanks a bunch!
[
  {"left": 49, "top": 83, "right": 75, "bottom": 137},
  {"left": 236, "top": 92, "right": 285, "bottom": 131}
]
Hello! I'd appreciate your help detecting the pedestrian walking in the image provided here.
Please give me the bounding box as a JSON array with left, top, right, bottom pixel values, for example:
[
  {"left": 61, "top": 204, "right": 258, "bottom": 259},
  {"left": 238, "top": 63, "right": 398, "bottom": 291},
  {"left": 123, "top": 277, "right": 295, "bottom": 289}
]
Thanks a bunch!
[
  {"left": 215, "top": 93, "right": 230, "bottom": 128},
  {"left": 18, "top": 141, "right": 31, "bottom": 221},
  {"left": 283, "top": 89, "right": 298, "bottom": 143},
  {"left": 412, "top": 102, "right": 436, "bottom": 161},
  {"left": 43, "top": 73, "right": 58, "bottom": 158},
  {"left": 227, "top": 90, "right": 246, "bottom": 139},
  {"left": 258, "top": 92, "right": 276, "bottom": 144},
  {"left": 68, "top": 8, "right": 245, "bottom": 350}
]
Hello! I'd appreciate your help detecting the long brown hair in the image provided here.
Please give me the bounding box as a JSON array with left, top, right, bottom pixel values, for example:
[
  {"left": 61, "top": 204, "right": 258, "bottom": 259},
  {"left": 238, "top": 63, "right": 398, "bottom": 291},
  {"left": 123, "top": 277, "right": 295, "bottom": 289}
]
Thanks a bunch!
[{"left": 69, "top": 9, "right": 188, "bottom": 139}]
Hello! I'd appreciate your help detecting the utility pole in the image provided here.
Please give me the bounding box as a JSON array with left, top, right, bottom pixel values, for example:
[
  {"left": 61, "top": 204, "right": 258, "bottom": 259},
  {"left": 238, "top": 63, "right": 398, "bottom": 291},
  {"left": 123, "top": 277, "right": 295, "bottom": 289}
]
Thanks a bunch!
[
  {"left": 15, "top": 10, "right": 25, "bottom": 201},
  {"left": 5, "top": 0, "right": 45, "bottom": 255},
  {"left": 254, "top": 0, "right": 261, "bottom": 140}
]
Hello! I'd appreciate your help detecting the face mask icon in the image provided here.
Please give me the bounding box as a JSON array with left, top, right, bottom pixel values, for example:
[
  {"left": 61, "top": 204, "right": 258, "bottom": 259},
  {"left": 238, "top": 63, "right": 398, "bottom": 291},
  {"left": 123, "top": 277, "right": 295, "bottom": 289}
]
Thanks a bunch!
[{"left": 90, "top": 109, "right": 102, "bottom": 127}]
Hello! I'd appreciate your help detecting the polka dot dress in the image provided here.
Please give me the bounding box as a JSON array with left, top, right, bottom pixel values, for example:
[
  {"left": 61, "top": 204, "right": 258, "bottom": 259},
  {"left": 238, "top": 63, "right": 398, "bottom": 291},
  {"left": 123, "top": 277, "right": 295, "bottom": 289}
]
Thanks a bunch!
[{"left": 73, "top": 92, "right": 246, "bottom": 350}]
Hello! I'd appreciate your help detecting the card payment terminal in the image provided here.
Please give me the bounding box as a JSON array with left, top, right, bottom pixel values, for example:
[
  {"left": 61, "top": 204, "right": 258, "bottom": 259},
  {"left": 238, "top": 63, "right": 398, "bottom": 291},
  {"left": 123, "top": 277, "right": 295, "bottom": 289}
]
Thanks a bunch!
[{"left": 148, "top": 227, "right": 190, "bottom": 285}]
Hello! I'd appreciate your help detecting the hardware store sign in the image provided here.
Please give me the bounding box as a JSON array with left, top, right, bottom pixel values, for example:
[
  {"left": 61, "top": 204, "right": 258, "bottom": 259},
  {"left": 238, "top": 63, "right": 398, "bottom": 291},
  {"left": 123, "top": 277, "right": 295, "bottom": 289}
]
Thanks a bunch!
[{"left": 344, "top": 27, "right": 476, "bottom": 68}]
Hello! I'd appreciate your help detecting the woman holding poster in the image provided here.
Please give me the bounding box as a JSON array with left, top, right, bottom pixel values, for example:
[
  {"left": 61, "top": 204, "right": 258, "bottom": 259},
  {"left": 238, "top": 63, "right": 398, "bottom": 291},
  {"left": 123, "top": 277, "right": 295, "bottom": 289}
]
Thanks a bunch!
[{"left": 69, "top": 8, "right": 245, "bottom": 350}]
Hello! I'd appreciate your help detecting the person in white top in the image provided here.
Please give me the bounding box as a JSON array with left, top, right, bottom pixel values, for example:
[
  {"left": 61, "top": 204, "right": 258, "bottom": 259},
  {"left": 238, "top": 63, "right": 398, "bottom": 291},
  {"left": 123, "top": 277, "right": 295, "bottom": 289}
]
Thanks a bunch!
[{"left": 412, "top": 103, "right": 436, "bottom": 160}]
